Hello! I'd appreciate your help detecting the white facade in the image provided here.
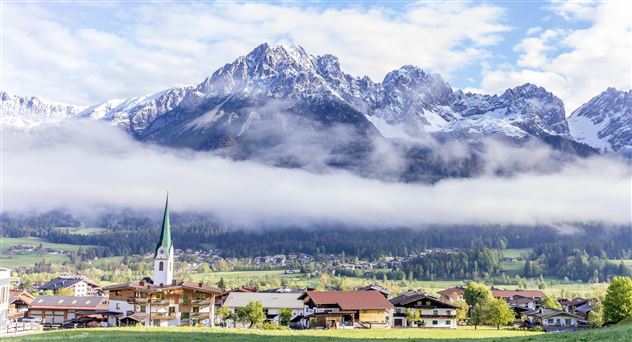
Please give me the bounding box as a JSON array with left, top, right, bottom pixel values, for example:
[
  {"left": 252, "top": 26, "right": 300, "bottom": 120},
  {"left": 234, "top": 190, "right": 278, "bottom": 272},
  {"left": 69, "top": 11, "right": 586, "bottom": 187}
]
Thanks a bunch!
[
  {"left": 392, "top": 307, "right": 457, "bottom": 329},
  {"left": 153, "top": 246, "right": 174, "bottom": 286},
  {"left": 0, "top": 268, "right": 10, "bottom": 333},
  {"left": 541, "top": 314, "right": 578, "bottom": 327},
  {"left": 107, "top": 299, "right": 135, "bottom": 326}
]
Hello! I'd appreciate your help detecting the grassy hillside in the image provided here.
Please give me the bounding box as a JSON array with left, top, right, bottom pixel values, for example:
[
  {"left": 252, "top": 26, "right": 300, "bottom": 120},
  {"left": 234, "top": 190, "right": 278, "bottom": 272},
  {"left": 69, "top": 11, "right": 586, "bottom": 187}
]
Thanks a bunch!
[
  {"left": 9, "top": 324, "right": 632, "bottom": 342},
  {"left": 0, "top": 237, "right": 97, "bottom": 268}
]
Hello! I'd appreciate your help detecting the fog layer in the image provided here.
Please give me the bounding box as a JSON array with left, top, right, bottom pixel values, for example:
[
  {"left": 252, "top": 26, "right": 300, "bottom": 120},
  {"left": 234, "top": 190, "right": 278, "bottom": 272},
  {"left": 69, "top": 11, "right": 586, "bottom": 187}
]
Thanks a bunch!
[{"left": 2, "top": 121, "right": 630, "bottom": 227}]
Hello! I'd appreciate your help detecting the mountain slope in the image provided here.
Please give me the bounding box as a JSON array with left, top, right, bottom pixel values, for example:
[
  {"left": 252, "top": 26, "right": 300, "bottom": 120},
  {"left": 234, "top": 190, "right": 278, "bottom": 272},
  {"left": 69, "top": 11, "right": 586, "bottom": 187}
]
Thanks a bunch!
[
  {"left": 568, "top": 88, "right": 632, "bottom": 153},
  {"left": 6, "top": 42, "right": 630, "bottom": 178}
]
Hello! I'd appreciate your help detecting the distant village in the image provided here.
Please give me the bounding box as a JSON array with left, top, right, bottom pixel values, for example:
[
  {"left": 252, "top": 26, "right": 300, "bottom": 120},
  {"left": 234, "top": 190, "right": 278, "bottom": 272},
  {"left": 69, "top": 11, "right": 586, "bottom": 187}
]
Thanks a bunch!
[{"left": 0, "top": 198, "right": 624, "bottom": 337}]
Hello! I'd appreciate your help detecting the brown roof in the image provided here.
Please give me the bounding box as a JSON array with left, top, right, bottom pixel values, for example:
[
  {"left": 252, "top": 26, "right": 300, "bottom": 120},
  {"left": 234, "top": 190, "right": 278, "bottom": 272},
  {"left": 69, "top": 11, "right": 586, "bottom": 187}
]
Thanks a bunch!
[
  {"left": 30, "top": 296, "right": 108, "bottom": 310},
  {"left": 492, "top": 289, "right": 545, "bottom": 299},
  {"left": 390, "top": 291, "right": 458, "bottom": 309},
  {"left": 437, "top": 287, "right": 464, "bottom": 296},
  {"left": 299, "top": 291, "right": 393, "bottom": 310},
  {"left": 103, "top": 280, "right": 222, "bottom": 295},
  {"left": 9, "top": 290, "right": 35, "bottom": 305}
]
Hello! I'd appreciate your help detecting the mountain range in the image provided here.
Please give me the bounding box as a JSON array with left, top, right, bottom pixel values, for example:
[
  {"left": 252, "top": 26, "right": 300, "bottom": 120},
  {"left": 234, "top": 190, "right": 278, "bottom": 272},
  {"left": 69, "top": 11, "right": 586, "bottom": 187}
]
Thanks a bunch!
[{"left": 2, "top": 43, "right": 630, "bottom": 180}]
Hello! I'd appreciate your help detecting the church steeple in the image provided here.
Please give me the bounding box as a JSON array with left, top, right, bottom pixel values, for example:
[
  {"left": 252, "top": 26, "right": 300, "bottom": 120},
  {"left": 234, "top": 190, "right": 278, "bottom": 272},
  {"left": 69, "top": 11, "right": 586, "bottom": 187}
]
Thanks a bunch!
[
  {"left": 155, "top": 193, "right": 172, "bottom": 257},
  {"left": 153, "top": 192, "right": 174, "bottom": 285}
]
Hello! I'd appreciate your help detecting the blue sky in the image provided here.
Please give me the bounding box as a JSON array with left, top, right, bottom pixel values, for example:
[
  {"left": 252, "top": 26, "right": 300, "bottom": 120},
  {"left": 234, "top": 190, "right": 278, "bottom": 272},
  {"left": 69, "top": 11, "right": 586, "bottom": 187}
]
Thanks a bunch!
[{"left": 3, "top": 1, "right": 630, "bottom": 112}]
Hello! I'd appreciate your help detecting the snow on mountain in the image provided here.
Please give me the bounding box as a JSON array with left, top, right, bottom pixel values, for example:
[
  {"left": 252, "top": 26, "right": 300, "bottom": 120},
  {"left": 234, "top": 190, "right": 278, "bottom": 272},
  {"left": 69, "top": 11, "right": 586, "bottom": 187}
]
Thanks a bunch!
[
  {"left": 1, "top": 92, "right": 81, "bottom": 129},
  {"left": 451, "top": 83, "right": 569, "bottom": 139},
  {"left": 4, "top": 42, "right": 628, "bottom": 155},
  {"left": 78, "top": 85, "right": 193, "bottom": 134},
  {"left": 568, "top": 88, "right": 632, "bottom": 152}
]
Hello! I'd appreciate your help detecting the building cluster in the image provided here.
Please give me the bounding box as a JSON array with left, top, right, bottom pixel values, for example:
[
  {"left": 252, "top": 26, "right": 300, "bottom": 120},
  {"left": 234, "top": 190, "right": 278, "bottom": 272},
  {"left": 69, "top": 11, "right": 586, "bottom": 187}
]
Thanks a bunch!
[{"left": 0, "top": 197, "right": 595, "bottom": 334}]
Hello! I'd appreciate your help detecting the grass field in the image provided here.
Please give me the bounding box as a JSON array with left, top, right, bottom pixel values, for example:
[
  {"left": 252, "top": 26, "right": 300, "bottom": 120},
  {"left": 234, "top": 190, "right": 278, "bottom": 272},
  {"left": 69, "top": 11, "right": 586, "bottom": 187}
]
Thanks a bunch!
[
  {"left": 8, "top": 323, "right": 632, "bottom": 342},
  {"left": 502, "top": 248, "right": 532, "bottom": 259},
  {"left": 0, "top": 237, "right": 97, "bottom": 268},
  {"left": 52, "top": 227, "right": 106, "bottom": 235}
]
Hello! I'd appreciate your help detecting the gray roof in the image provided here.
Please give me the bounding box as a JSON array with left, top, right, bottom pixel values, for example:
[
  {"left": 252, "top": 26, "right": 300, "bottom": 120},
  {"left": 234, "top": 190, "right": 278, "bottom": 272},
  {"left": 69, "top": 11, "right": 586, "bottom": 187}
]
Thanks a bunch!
[
  {"left": 37, "top": 276, "right": 99, "bottom": 291},
  {"left": 223, "top": 292, "right": 303, "bottom": 309},
  {"left": 30, "top": 296, "right": 108, "bottom": 310}
]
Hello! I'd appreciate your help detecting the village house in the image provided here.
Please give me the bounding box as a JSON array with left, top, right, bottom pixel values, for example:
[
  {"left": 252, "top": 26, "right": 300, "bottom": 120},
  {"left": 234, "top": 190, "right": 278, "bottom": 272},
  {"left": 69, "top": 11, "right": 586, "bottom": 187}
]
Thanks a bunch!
[
  {"left": 103, "top": 195, "right": 222, "bottom": 327},
  {"left": 438, "top": 286, "right": 545, "bottom": 303},
  {"left": 390, "top": 291, "right": 458, "bottom": 329},
  {"left": 357, "top": 284, "right": 392, "bottom": 298},
  {"left": 522, "top": 308, "right": 582, "bottom": 331},
  {"left": 299, "top": 290, "right": 393, "bottom": 329},
  {"left": 8, "top": 290, "right": 34, "bottom": 321},
  {"left": 222, "top": 292, "right": 303, "bottom": 326},
  {"left": 437, "top": 286, "right": 465, "bottom": 302},
  {"left": 37, "top": 276, "right": 102, "bottom": 297},
  {"left": 27, "top": 295, "right": 108, "bottom": 325}
]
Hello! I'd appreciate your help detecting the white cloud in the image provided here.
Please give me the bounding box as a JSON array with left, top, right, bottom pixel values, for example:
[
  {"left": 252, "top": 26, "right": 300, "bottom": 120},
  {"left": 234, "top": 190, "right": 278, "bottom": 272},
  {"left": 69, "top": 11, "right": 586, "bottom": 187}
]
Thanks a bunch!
[
  {"left": 479, "top": 0, "right": 632, "bottom": 113},
  {"left": 2, "top": 122, "right": 630, "bottom": 227},
  {"left": 3, "top": 2, "right": 509, "bottom": 105}
]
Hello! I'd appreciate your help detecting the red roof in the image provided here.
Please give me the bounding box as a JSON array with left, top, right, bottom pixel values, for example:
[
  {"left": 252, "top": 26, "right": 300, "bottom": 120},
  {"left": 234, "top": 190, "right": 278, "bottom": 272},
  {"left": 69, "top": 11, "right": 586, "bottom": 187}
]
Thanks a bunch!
[
  {"left": 437, "top": 287, "right": 464, "bottom": 296},
  {"left": 300, "top": 291, "right": 393, "bottom": 310},
  {"left": 491, "top": 289, "right": 545, "bottom": 299}
]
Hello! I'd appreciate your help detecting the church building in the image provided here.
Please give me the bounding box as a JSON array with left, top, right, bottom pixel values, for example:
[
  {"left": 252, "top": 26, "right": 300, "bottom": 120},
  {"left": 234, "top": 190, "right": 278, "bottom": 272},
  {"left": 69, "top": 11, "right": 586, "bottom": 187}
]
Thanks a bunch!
[{"left": 104, "top": 195, "right": 222, "bottom": 327}]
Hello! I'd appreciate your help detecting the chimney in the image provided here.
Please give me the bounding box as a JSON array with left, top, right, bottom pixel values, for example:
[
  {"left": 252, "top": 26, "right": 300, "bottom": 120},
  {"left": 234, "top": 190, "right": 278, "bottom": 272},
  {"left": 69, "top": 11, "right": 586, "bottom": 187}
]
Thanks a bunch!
[
  {"left": 198, "top": 282, "right": 203, "bottom": 287},
  {"left": 172, "top": 279, "right": 177, "bottom": 286},
  {"left": 140, "top": 281, "right": 145, "bottom": 286},
  {"left": 160, "top": 283, "right": 164, "bottom": 288}
]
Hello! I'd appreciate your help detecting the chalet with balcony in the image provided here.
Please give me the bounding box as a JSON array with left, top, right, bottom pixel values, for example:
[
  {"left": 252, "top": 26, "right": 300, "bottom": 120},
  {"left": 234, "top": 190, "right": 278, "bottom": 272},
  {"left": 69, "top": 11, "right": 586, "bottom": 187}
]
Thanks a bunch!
[
  {"left": 298, "top": 290, "right": 393, "bottom": 329},
  {"left": 8, "top": 290, "right": 34, "bottom": 321},
  {"left": 390, "top": 291, "right": 458, "bottom": 328},
  {"left": 522, "top": 308, "right": 582, "bottom": 332},
  {"left": 103, "top": 195, "right": 222, "bottom": 327}
]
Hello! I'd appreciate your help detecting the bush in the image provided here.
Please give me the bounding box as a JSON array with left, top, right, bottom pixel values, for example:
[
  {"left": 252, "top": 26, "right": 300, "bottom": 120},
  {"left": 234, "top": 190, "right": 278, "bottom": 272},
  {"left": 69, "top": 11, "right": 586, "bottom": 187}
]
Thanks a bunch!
[{"left": 260, "top": 322, "right": 289, "bottom": 330}]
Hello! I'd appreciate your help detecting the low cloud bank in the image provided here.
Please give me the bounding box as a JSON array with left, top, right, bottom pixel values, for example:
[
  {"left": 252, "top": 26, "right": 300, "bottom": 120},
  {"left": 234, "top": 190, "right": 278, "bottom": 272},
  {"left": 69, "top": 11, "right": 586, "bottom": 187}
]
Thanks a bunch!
[{"left": 2, "top": 121, "right": 630, "bottom": 227}]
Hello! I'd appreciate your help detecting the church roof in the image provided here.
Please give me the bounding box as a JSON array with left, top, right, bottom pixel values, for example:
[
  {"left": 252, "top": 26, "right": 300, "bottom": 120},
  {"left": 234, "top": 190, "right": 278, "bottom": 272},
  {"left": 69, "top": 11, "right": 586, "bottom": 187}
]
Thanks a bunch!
[{"left": 155, "top": 194, "right": 172, "bottom": 257}]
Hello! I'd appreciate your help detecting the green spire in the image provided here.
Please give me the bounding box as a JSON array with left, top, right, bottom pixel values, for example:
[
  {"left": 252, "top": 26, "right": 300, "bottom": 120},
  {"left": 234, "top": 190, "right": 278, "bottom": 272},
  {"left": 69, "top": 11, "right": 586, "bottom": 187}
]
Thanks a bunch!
[{"left": 155, "top": 192, "right": 172, "bottom": 257}]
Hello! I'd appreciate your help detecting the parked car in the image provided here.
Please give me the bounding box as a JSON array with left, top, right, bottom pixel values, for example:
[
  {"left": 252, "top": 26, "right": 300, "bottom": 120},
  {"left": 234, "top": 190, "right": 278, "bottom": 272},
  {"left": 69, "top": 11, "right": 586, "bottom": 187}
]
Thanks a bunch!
[
  {"left": 62, "top": 320, "right": 82, "bottom": 329},
  {"left": 18, "top": 317, "right": 42, "bottom": 323}
]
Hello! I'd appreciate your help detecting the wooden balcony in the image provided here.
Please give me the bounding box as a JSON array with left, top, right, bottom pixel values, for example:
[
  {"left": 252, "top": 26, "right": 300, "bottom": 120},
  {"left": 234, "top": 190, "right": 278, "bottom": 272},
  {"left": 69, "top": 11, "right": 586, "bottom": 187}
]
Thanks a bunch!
[
  {"left": 127, "top": 297, "right": 148, "bottom": 304},
  {"left": 191, "top": 299, "right": 212, "bottom": 306},
  {"left": 150, "top": 298, "right": 170, "bottom": 305},
  {"left": 150, "top": 312, "right": 176, "bottom": 320}
]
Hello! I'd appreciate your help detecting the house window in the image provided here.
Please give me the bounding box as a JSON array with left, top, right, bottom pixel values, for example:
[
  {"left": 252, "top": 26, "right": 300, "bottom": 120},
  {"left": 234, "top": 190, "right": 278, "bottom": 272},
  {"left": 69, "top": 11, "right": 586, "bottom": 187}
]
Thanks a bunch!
[
  {"left": 183, "top": 294, "right": 189, "bottom": 305},
  {"left": 432, "top": 320, "right": 438, "bottom": 325},
  {"left": 197, "top": 293, "right": 205, "bottom": 300},
  {"left": 547, "top": 319, "right": 554, "bottom": 324},
  {"left": 159, "top": 262, "right": 164, "bottom": 271},
  {"left": 433, "top": 310, "right": 438, "bottom": 316},
  {"left": 565, "top": 319, "right": 572, "bottom": 325},
  {"left": 446, "top": 320, "right": 451, "bottom": 325},
  {"left": 140, "top": 292, "right": 147, "bottom": 298},
  {"left": 169, "top": 307, "right": 176, "bottom": 315},
  {"left": 193, "top": 307, "right": 199, "bottom": 313},
  {"left": 116, "top": 303, "right": 120, "bottom": 310},
  {"left": 140, "top": 305, "right": 146, "bottom": 313},
  {"left": 181, "top": 312, "right": 190, "bottom": 320}
]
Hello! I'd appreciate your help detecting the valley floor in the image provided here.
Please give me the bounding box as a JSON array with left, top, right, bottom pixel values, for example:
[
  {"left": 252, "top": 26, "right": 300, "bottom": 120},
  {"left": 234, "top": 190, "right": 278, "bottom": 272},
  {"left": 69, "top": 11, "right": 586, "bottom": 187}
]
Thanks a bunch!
[{"left": 7, "top": 324, "right": 632, "bottom": 342}]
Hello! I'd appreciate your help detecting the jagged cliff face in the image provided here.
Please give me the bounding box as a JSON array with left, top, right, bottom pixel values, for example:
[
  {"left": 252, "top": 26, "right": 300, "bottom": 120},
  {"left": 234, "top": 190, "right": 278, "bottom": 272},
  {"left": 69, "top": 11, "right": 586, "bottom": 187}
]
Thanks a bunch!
[
  {"left": 2, "top": 42, "right": 629, "bottom": 180},
  {"left": 568, "top": 88, "right": 632, "bottom": 153}
]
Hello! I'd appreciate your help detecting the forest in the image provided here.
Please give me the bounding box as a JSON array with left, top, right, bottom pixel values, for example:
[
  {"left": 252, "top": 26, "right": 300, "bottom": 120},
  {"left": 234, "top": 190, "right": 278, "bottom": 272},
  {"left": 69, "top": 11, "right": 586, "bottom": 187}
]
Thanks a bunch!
[{"left": 2, "top": 210, "right": 631, "bottom": 282}]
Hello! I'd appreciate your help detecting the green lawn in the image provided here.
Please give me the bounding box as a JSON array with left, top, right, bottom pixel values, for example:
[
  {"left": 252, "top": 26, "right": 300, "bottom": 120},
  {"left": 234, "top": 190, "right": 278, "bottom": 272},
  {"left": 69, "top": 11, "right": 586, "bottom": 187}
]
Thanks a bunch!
[
  {"left": 52, "top": 227, "right": 106, "bottom": 235},
  {"left": 8, "top": 324, "right": 632, "bottom": 342},
  {"left": 0, "top": 237, "right": 97, "bottom": 268},
  {"left": 502, "top": 248, "right": 532, "bottom": 259}
]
